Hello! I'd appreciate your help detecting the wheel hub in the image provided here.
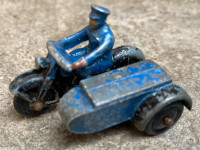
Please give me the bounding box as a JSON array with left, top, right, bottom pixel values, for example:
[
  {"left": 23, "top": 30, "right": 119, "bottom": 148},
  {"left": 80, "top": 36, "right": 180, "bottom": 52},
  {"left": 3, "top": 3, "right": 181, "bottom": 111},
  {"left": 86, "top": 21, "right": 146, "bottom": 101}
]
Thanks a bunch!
[
  {"left": 31, "top": 101, "right": 44, "bottom": 111},
  {"left": 163, "top": 117, "right": 174, "bottom": 127}
]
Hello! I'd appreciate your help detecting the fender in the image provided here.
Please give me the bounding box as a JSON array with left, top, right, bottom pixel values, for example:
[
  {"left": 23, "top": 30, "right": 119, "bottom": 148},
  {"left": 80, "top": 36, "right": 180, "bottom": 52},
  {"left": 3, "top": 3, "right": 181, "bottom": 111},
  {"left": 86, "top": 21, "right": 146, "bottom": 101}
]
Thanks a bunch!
[
  {"left": 133, "top": 84, "right": 192, "bottom": 131},
  {"left": 9, "top": 69, "right": 43, "bottom": 102}
]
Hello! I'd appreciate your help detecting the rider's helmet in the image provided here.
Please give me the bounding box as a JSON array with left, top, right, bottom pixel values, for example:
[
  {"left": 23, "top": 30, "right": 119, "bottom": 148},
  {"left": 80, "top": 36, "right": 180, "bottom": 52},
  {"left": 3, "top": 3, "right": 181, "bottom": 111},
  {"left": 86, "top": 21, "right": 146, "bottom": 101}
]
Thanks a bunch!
[{"left": 89, "top": 5, "right": 110, "bottom": 23}]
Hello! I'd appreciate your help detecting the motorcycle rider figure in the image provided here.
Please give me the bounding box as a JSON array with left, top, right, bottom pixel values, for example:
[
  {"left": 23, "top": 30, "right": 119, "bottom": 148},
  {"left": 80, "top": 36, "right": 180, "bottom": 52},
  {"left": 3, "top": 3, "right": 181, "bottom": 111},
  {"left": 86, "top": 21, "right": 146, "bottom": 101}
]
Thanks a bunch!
[{"left": 57, "top": 4, "right": 115, "bottom": 78}]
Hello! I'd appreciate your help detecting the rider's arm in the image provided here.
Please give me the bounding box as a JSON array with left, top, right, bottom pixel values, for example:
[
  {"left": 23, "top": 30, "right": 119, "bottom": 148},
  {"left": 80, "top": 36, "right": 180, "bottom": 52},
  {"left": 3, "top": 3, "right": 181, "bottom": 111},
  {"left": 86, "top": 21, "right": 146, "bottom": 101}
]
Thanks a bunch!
[
  {"left": 85, "top": 34, "right": 114, "bottom": 65},
  {"left": 71, "top": 34, "right": 114, "bottom": 69},
  {"left": 58, "top": 26, "right": 88, "bottom": 50}
]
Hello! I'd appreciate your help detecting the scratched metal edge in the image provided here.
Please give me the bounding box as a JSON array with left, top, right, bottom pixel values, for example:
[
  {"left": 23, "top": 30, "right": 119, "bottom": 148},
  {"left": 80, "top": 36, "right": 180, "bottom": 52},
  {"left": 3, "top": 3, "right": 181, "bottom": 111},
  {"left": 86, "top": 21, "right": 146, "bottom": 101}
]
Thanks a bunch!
[{"left": 83, "top": 78, "right": 172, "bottom": 108}]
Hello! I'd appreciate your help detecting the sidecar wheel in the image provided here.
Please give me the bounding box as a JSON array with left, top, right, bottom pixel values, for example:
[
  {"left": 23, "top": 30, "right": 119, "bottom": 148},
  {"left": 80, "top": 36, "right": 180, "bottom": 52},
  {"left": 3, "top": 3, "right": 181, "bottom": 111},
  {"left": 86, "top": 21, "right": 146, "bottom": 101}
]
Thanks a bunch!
[
  {"left": 13, "top": 87, "right": 55, "bottom": 117},
  {"left": 145, "top": 102, "right": 184, "bottom": 135}
]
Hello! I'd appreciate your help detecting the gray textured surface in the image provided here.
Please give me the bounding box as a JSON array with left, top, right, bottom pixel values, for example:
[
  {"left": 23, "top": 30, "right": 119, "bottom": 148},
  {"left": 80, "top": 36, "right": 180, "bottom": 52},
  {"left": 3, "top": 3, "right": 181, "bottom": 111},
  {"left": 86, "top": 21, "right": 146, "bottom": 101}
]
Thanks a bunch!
[{"left": 0, "top": 0, "right": 200, "bottom": 149}]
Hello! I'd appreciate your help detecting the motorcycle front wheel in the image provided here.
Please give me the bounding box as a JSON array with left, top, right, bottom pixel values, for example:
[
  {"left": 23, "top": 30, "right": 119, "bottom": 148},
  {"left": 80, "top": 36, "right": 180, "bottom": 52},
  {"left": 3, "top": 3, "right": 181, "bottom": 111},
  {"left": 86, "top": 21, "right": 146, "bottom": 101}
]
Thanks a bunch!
[{"left": 13, "top": 87, "right": 56, "bottom": 117}]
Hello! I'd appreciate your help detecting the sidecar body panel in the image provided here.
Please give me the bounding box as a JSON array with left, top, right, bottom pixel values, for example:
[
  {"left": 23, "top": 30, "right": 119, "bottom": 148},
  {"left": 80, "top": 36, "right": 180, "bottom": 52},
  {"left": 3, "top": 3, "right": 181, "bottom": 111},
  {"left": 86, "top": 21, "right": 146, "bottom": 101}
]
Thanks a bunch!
[{"left": 59, "top": 60, "right": 173, "bottom": 134}]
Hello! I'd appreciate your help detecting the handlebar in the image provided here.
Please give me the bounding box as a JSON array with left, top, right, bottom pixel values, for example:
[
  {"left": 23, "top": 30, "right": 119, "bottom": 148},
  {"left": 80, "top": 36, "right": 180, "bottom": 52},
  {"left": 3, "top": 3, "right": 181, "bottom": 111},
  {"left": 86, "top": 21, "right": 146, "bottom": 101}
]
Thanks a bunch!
[{"left": 46, "top": 40, "right": 73, "bottom": 72}]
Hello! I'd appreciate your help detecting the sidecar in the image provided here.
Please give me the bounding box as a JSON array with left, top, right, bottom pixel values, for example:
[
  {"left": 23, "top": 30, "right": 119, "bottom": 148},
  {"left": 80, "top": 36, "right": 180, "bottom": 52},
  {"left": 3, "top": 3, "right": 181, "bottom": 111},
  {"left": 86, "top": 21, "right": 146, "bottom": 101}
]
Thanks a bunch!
[{"left": 59, "top": 60, "right": 192, "bottom": 135}]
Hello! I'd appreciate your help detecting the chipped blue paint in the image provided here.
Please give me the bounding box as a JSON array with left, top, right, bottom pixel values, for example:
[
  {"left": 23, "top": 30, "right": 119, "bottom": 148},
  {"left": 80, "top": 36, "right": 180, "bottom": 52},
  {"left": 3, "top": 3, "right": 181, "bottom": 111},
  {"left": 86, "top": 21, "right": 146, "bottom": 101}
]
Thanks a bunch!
[
  {"left": 126, "top": 66, "right": 139, "bottom": 74},
  {"left": 59, "top": 60, "right": 175, "bottom": 134},
  {"left": 105, "top": 79, "right": 112, "bottom": 82},
  {"left": 109, "top": 68, "right": 123, "bottom": 75},
  {"left": 63, "top": 86, "right": 94, "bottom": 111}
]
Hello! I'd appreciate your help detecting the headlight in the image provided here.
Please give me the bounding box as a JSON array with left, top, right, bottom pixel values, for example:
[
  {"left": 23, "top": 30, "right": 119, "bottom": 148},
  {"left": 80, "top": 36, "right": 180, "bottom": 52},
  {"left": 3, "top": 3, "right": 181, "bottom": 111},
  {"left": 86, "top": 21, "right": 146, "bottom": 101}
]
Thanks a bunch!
[{"left": 35, "top": 57, "right": 50, "bottom": 70}]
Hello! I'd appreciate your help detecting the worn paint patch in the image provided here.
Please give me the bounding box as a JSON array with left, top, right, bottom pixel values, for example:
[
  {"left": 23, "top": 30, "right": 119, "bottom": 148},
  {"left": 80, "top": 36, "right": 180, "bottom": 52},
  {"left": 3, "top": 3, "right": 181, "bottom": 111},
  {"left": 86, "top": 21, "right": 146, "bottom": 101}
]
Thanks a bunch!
[{"left": 80, "top": 60, "right": 171, "bottom": 107}]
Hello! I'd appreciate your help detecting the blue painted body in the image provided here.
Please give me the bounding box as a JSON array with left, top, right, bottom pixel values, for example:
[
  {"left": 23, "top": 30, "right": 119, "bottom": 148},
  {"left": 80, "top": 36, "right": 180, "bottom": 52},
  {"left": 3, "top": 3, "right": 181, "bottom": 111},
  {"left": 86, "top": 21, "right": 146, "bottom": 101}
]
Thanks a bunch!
[{"left": 59, "top": 60, "right": 173, "bottom": 134}]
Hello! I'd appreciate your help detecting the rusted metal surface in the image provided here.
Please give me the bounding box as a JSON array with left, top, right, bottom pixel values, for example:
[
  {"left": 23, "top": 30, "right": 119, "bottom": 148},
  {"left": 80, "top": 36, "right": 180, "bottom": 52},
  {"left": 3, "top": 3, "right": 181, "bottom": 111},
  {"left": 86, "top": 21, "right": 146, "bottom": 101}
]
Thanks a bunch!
[
  {"left": 31, "top": 101, "right": 44, "bottom": 112},
  {"left": 164, "top": 117, "right": 174, "bottom": 127}
]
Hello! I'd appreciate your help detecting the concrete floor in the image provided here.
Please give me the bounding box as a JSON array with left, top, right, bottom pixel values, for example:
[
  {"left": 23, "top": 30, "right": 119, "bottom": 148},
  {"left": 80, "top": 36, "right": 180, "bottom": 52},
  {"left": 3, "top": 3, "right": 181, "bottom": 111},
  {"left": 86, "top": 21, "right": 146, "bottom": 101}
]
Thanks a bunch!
[{"left": 0, "top": 0, "right": 200, "bottom": 149}]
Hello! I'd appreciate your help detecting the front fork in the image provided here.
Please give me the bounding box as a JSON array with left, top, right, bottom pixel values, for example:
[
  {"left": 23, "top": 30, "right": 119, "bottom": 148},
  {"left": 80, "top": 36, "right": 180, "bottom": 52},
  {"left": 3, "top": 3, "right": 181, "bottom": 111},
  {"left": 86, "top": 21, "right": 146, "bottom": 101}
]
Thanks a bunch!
[{"left": 35, "top": 60, "right": 59, "bottom": 109}]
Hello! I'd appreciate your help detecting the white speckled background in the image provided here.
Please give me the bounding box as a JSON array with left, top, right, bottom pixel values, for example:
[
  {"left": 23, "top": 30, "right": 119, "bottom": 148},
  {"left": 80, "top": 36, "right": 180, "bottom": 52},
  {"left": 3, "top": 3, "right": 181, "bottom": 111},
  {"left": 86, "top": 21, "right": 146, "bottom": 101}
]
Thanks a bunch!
[{"left": 0, "top": 0, "right": 199, "bottom": 149}]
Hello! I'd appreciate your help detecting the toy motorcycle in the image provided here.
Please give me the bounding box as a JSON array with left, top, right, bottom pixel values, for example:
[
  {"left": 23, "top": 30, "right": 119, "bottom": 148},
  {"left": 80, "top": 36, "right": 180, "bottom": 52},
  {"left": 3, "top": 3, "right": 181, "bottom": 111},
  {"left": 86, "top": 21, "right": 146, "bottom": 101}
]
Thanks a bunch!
[{"left": 9, "top": 40, "right": 145, "bottom": 117}]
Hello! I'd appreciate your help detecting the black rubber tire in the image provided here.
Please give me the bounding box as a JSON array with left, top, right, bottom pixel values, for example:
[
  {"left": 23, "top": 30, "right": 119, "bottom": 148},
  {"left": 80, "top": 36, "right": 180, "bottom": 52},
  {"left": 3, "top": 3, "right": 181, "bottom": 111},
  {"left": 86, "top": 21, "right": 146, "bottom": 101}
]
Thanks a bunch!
[
  {"left": 145, "top": 102, "right": 184, "bottom": 135},
  {"left": 112, "top": 45, "right": 145, "bottom": 69},
  {"left": 13, "top": 87, "right": 55, "bottom": 117}
]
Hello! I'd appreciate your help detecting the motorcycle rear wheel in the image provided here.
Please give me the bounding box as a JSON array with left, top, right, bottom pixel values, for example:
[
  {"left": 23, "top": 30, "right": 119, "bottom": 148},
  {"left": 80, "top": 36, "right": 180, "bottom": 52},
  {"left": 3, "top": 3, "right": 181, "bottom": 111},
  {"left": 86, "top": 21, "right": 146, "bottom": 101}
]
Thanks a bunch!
[
  {"left": 112, "top": 45, "right": 145, "bottom": 69},
  {"left": 13, "top": 87, "right": 56, "bottom": 117}
]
